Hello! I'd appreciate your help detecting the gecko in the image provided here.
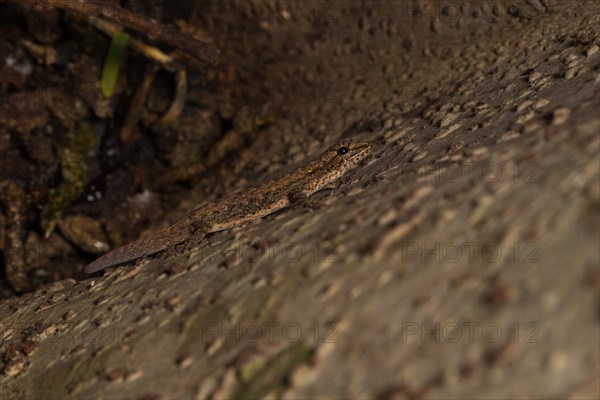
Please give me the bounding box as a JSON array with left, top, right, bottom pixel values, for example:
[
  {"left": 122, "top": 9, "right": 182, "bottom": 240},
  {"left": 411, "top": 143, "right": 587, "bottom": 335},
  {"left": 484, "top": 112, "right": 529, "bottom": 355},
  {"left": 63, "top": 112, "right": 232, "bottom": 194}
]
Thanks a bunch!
[{"left": 84, "top": 139, "right": 372, "bottom": 274}]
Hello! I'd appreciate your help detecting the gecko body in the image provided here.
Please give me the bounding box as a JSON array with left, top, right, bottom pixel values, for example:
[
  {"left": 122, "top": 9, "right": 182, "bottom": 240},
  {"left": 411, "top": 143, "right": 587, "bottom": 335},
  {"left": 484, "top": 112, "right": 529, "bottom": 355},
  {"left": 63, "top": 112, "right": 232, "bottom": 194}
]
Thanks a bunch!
[{"left": 84, "top": 140, "right": 372, "bottom": 274}]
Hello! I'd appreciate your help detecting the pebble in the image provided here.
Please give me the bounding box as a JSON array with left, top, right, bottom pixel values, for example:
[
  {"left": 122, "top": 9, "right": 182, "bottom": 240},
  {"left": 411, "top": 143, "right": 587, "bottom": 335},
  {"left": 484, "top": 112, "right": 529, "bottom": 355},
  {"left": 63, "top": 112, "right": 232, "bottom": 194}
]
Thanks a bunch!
[
  {"left": 516, "top": 110, "right": 535, "bottom": 124},
  {"left": 177, "top": 353, "right": 193, "bottom": 369},
  {"left": 533, "top": 98, "right": 550, "bottom": 109},
  {"left": 434, "top": 123, "right": 461, "bottom": 139},
  {"left": 58, "top": 215, "right": 110, "bottom": 254},
  {"left": 125, "top": 370, "right": 144, "bottom": 382},
  {"left": 546, "top": 350, "right": 568, "bottom": 372},
  {"left": 551, "top": 107, "right": 571, "bottom": 125},
  {"left": 516, "top": 100, "right": 533, "bottom": 113},
  {"left": 376, "top": 208, "right": 398, "bottom": 226},
  {"left": 412, "top": 149, "right": 428, "bottom": 161},
  {"left": 440, "top": 112, "right": 460, "bottom": 128},
  {"left": 497, "top": 131, "right": 520, "bottom": 143}
]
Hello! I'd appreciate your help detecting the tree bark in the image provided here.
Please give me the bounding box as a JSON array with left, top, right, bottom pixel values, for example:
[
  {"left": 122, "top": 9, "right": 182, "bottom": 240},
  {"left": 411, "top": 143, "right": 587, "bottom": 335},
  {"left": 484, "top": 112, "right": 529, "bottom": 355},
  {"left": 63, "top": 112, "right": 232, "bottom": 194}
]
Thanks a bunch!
[{"left": 1, "top": 1, "right": 599, "bottom": 398}]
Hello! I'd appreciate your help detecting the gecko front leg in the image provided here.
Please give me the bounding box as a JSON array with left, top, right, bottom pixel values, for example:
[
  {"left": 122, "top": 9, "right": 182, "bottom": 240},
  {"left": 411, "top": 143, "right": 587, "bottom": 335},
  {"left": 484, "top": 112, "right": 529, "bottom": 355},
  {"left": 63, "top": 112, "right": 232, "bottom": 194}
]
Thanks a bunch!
[{"left": 288, "top": 189, "right": 320, "bottom": 210}]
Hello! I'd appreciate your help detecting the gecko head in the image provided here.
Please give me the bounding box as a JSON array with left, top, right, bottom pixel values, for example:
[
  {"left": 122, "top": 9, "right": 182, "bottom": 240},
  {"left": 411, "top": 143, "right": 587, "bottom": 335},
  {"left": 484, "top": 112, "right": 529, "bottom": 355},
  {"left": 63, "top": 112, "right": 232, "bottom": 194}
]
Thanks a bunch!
[{"left": 324, "top": 139, "right": 372, "bottom": 171}]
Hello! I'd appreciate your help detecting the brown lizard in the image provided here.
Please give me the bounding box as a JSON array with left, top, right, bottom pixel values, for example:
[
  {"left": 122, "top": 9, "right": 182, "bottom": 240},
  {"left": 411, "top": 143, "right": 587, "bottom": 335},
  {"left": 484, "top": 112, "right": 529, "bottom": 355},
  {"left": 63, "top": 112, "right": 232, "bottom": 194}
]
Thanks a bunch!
[{"left": 84, "top": 139, "right": 372, "bottom": 274}]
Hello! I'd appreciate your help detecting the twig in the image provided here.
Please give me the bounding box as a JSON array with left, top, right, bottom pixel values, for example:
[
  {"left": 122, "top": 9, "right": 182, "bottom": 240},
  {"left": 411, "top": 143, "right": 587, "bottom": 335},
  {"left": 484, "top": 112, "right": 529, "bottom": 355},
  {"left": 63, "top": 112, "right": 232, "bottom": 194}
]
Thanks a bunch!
[
  {"left": 89, "top": 18, "right": 175, "bottom": 67},
  {"left": 156, "top": 68, "right": 188, "bottom": 128},
  {"left": 120, "top": 66, "right": 158, "bottom": 143},
  {"left": 4, "top": 0, "right": 219, "bottom": 65}
]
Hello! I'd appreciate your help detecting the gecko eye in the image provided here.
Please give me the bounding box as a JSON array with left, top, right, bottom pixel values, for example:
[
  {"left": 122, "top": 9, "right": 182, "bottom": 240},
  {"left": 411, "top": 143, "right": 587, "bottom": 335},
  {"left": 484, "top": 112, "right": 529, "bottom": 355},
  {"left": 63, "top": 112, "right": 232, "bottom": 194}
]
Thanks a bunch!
[{"left": 337, "top": 146, "right": 349, "bottom": 155}]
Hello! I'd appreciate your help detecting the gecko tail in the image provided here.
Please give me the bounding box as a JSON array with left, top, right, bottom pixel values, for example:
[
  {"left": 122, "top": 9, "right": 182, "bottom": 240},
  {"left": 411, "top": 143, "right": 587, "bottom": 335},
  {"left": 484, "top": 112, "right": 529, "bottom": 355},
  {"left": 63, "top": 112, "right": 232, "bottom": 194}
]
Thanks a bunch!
[{"left": 83, "top": 234, "right": 171, "bottom": 275}]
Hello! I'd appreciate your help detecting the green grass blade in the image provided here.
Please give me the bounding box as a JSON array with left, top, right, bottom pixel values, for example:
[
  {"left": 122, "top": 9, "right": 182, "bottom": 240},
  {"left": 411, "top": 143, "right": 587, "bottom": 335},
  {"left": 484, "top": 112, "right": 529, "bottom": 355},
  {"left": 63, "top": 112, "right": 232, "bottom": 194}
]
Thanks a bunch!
[{"left": 101, "top": 31, "right": 130, "bottom": 98}]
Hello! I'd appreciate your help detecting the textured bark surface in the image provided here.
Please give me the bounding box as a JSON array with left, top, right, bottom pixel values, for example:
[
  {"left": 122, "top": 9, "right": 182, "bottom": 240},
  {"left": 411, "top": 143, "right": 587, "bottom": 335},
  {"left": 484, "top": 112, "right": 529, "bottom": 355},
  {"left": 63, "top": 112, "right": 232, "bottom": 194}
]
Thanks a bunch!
[{"left": 1, "top": 1, "right": 599, "bottom": 399}]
